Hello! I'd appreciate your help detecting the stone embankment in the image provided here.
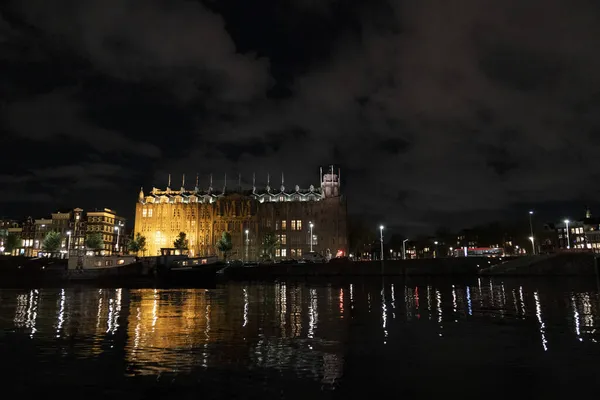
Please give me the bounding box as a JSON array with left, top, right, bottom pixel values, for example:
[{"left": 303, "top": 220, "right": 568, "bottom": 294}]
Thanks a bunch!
[
  {"left": 479, "top": 252, "right": 598, "bottom": 276},
  {"left": 219, "top": 257, "right": 507, "bottom": 280}
]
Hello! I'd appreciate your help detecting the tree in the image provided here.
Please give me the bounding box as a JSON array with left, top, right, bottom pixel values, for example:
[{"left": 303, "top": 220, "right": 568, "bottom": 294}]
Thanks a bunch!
[
  {"left": 260, "top": 231, "right": 279, "bottom": 259},
  {"left": 42, "top": 231, "right": 61, "bottom": 254},
  {"left": 4, "top": 233, "right": 19, "bottom": 254},
  {"left": 128, "top": 233, "right": 147, "bottom": 256},
  {"left": 85, "top": 232, "right": 104, "bottom": 251},
  {"left": 216, "top": 231, "right": 233, "bottom": 261},
  {"left": 173, "top": 231, "right": 189, "bottom": 250}
]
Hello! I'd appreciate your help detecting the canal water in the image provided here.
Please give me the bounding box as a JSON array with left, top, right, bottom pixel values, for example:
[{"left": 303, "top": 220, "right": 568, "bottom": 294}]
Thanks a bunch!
[{"left": 0, "top": 278, "right": 599, "bottom": 398}]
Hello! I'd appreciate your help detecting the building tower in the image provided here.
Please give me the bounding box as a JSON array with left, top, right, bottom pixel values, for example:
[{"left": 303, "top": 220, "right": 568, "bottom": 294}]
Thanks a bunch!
[{"left": 321, "top": 165, "right": 340, "bottom": 197}]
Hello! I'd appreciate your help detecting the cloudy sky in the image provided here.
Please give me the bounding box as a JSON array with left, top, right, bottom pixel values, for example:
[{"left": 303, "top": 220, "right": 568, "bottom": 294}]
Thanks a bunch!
[{"left": 2, "top": 0, "right": 600, "bottom": 233}]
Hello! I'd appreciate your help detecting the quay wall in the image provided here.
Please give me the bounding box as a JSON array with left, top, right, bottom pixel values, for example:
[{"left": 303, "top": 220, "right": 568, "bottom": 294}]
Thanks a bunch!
[{"left": 220, "top": 257, "right": 504, "bottom": 280}]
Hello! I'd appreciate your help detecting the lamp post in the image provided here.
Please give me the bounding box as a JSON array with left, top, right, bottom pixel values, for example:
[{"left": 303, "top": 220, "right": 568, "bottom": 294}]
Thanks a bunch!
[
  {"left": 564, "top": 219, "right": 570, "bottom": 249},
  {"left": 434, "top": 241, "right": 439, "bottom": 258},
  {"left": 309, "top": 222, "right": 314, "bottom": 252},
  {"left": 66, "top": 231, "right": 72, "bottom": 259},
  {"left": 528, "top": 211, "right": 535, "bottom": 255},
  {"left": 114, "top": 226, "right": 120, "bottom": 254},
  {"left": 379, "top": 225, "right": 384, "bottom": 261},
  {"left": 245, "top": 229, "right": 249, "bottom": 263},
  {"left": 403, "top": 238, "right": 409, "bottom": 260}
]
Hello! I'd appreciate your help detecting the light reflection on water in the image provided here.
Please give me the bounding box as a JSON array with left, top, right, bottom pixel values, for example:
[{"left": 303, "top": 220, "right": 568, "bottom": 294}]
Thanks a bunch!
[{"left": 0, "top": 279, "right": 600, "bottom": 394}]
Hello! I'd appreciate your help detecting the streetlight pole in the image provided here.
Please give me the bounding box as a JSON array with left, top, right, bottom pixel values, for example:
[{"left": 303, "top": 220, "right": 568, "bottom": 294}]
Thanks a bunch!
[
  {"left": 564, "top": 219, "right": 570, "bottom": 249},
  {"left": 66, "top": 231, "right": 72, "bottom": 259},
  {"left": 245, "top": 229, "right": 249, "bottom": 263},
  {"left": 114, "top": 226, "right": 120, "bottom": 255},
  {"left": 528, "top": 211, "right": 535, "bottom": 255},
  {"left": 309, "top": 222, "right": 314, "bottom": 253},
  {"left": 434, "top": 241, "right": 439, "bottom": 258},
  {"left": 403, "top": 238, "right": 408, "bottom": 260},
  {"left": 379, "top": 225, "right": 384, "bottom": 261}
]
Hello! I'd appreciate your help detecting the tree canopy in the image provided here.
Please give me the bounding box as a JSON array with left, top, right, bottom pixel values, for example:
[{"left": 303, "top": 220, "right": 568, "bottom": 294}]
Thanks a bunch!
[
  {"left": 3, "top": 233, "right": 19, "bottom": 253},
  {"left": 216, "top": 231, "right": 233, "bottom": 261},
  {"left": 128, "top": 233, "right": 147, "bottom": 255},
  {"left": 260, "top": 231, "right": 279, "bottom": 259},
  {"left": 173, "top": 231, "right": 189, "bottom": 250},
  {"left": 85, "top": 232, "right": 104, "bottom": 250},
  {"left": 42, "top": 231, "right": 61, "bottom": 253}
]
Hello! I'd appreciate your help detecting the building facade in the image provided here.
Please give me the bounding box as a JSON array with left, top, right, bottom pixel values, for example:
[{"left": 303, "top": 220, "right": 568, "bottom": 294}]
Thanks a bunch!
[
  {"left": 134, "top": 168, "right": 348, "bottom": 259},
  {"left": 86, "top": 208, "right": 126, "bottom": 255},
  {"left": 16, "top": 208, "right": 125, "bottom": 257}
]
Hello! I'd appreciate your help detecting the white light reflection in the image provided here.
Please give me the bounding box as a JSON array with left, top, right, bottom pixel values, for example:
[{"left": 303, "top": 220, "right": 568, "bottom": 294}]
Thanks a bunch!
[
  {"left": 280, "top": 283, "right": 287, "bottom": 332},
  {"left": 512, "top": 290, "right": 518, "bottom": 316},
  {"left": 203, "top": 304, "right": 211, "bottom": 368},
  {"left": 107, "top": 298, "right": 114, "bottom": 333},
  {"left": 466, "top": 286, "right": 472, "bottom": 316},
  {"left": 436, "top": 290, "right": 443, "bottom": 336},
  {"left": 134, "top": 307, "right": 141, "bottom": 350},
  {"left": 339, "top": 288, "right": 344, "bottom": 314},
  {"left": 349, "top": 284, "right": 354, "bottom": 303},
  {"left": 152, "top": 289, "right": 158, "bottom": 329},
  {"left": 56, "top": 289, "right": 65, "bottom": 337},
  {"left": 391, "top": 284, "right": 396, "bottom": 319},
  {"left": 97, "top": 295, "right": 103, "bottom": 329},
  {"left": 571, "top": 295, "right": 582, "bottom": 341},
  {"left": 381, "top": 289, "right": 388, "bottom": 343},
  {"left": 582, "top": 294, "right": 595, "bottom": 328},
  {"left": 451, "top": 285, "right": 457, "bottom": 315},
  {"left": 534, "top": 292, "right": 548, "bottom": 351},
  {"left": 427, "top": 286, "right": 432, "bottom": 320},
  {"left": 519, "top": 286, "right": 525, "bottom": 318},
  {"left": 14, "top": 294, "right": 27, "bottom": 327},
  {"left": 243, "top": 287, "right": 249, "bottom": 327},
  {"left": 26, "top": 289, "right": 39, "bottom": 338},
  {"left": 308, "top": 289, "right": 318, "bottom": 339}
]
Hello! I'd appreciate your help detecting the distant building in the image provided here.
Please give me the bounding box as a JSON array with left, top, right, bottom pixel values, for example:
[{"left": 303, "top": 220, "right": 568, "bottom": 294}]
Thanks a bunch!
[
  {"left": 15, "top": 208, "right": 125, "bottom": 257},
  {"left": 555, "top": 208, "right": 600, "bottom": 251},
  {"left": 134, "top": 166, "right": 348, "bottom": 259},
  {"left": 86, "top": 208, "right": 126, "bottom": 255}
]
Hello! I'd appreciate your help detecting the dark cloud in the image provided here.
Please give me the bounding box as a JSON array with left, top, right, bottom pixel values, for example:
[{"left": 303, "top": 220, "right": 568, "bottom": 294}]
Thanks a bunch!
[{"left": 2, "top": 0, "right": 600, "bottom": 233}]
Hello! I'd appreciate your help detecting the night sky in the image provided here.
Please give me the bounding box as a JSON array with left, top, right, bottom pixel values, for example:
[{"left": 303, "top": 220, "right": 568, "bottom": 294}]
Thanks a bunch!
[{"left": 2, "top": 0, "right": 600, "bottom": 234}]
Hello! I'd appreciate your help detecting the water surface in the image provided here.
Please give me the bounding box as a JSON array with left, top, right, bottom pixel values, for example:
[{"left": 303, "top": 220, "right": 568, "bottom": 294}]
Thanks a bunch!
[{"left": 0, "top": 278, "right": 599, "bottom": 397}]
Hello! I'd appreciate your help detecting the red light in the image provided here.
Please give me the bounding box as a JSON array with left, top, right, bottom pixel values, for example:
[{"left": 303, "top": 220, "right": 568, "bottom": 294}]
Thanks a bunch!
[{"left": 336, "top": 249, "right": 344, "bottom": 257}]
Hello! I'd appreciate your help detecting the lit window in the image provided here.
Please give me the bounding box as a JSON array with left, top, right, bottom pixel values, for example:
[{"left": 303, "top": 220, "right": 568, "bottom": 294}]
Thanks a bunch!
[
  {"left": 297, "top": 248, "right": 302, "bottom": 257},
  {"left": 275, "top": 249, "right": 281, "bottom": 257},
  {"left": 296, "top": 220, "right": 302, "bottom": 230},
  {"left": 291, "top": 220, "right": 296, "bottom": 230},
  {"left": 281, "top": 248, "right": 287, "bottom": 257},
  {"left": 148, "top": 209, "right": 153, "bottom": 217},
  {"left": 280, "top": 234, "right": 287, "bottom": 245},
  {"left": 291, "top": 249, "right": 296, "bottom": 256},
  {"left": 281, "top": 220, "right": 287, "bottom": 230}
]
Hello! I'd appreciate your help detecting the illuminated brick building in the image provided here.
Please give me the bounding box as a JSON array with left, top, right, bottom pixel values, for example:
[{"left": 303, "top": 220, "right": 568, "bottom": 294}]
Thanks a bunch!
[{"left": 134, "top": 166, "right": 348, "bottom": 259}]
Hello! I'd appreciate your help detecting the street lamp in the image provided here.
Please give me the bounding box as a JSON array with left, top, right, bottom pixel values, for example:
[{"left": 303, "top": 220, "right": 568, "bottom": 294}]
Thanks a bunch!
[
  {"left": 564, "top": 219, "right": 570, "bottom": 249},
  {"left": 434, "top": 241, "right": 439, "bottom": 258},
  {"left": 66, "top": 231, "right": 72, "bottom": 259},
  {"left": 309, "top": 222, "right": 314, "bottom": 252},
  {"left": 114, "top": 226, "right": 120, "bottom": 254},
  {"left": 379, "top": 225, "right": 384, "bottom": 261},
  {"left": 529, "top": 236, "right": 534, "bottom": 254},
  {"left": 403, "top": 238, "right": 409, "bottom": 260},
  {"left": 245, "top": 229, "right": 249, "bottom": 263},
  {"left": 528, "top": 211, "right": 535, "bottom": 255}
]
